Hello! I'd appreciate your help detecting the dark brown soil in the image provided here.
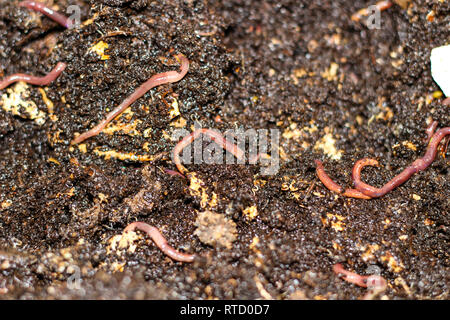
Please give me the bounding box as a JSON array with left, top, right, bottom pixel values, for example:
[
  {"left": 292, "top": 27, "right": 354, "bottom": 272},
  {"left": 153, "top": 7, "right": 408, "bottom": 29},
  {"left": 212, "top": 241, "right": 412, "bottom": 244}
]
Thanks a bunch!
[{"left": 0, "top": 0, "right": 448, "bottom": 300}]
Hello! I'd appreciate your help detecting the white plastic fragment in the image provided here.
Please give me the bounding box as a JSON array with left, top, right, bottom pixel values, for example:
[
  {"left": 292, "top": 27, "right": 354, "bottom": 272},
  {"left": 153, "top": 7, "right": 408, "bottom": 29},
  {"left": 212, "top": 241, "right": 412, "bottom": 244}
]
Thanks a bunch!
[{"left": 430, "top": 44, "right": 450, "bottom": 97}]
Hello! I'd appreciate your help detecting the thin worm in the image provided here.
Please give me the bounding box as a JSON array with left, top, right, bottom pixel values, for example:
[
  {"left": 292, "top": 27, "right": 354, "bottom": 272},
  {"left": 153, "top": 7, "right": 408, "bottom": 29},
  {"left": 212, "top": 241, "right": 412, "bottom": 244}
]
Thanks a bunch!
[
  {"left": 71, "top": 54, "right": 189, "bottom": 145},
  {"left": 19, "top": 1, "right": 72, "bottom": 28},
  {"left": 123, "top": 221, "right": 195, "bottom": 263},
  {"left": 341, "top": 188, "right": 372, "bottom": 200},
  {"left": 314, "top": 160, "right": 372, "bottom": 199},
  {"left": 352, "top": 127, "right": 450, "bottom": 198},
  {"left": 333, "top": 263, "right": 387, "bottom": 297},
  {"left": 425, "top": 120, "right": 438, "bottom": 143},
  {"left": 0, "top": 62, "right": 66, "bottom": 90},
  {"left": 172, "top": 128, "right": 245, "bottom": 174},
  {"left": 333, "top": 263, "right": 369, "bottom": 287}
]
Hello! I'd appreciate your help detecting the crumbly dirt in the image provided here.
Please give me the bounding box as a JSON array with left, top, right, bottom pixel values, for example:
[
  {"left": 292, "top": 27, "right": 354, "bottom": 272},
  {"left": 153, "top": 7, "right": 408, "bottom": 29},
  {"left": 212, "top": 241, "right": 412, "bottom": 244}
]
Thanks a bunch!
[{"left": 0, "top": 0, "right": 448, "bottom": 300}]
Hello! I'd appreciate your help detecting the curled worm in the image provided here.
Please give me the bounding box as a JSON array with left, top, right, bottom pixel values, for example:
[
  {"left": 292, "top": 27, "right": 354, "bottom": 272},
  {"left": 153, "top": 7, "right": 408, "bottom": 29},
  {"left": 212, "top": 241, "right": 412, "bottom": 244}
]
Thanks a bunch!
[
  {"left": 352, "top": 127, "right": 450, "bottom": 198},
  {"left": 314, "top": 160, "right": 372, "bottom": 199}
]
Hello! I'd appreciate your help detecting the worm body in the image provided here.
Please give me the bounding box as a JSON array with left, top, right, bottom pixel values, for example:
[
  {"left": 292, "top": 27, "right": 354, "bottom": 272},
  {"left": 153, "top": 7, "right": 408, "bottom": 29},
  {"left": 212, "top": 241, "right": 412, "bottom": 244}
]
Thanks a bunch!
[
  {"left": 341, "top": 188, "right": 372, "bottom": 200},
  {"left": 314, "top": 160, "right": 344, "bottom": 193},
  {"left": 365, "top": 275, "right": 387, "bottom": 291},
  {"left": 19, "top": 1, "right": 72, "bottom": 28},
  {"left": 0, "top": 62, "right": 66, "bottom": 90},
  {"left": 333, "top": 263, "right": 368, "bottom": 287},
  {"left": 333, "top": 263, "right": 387, "bottom": 299},
  {"left": 425, "top": 120, "right": 438, "bottom": 143},
  {"left": 352, "top": 127, "right": 450, "bottom": 198},
  {"left": 71, "top": 54, "right": 189, "bottom": 145},
  {"left": 314, "top": 160, "right": 372, "bottom": 199},
  {"left": 173, "top": 128, "right": 245, "bottom": 174},
  {"left": 124, "top": 221, "right": 195, "bottom": 263}
]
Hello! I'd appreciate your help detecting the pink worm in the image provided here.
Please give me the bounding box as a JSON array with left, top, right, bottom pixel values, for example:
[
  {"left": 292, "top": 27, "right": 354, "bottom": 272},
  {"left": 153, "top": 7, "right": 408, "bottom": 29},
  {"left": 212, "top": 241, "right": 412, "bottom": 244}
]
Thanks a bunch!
[
  {"left": 333, "top": 263, "right": 387, "bottom": 291},
  {"left": 314, "top": 160, "right": 372, "bottom": 199},
  {"left": 352, "top": 127, "right": 450, "bottom": 198},
  {"left": 172, "top": 128, "right": 245, "bottom": 174},
  {"left": 0, "top": 62, "right": 66, "bottom": 90},
  {"left": 123, "top": 221, "right": 195, "bottom": 263},
  {"left": 71, "top": 54, "right": 189, "bottom": 145},
  {"left": 425, "top": 120, "right": 438, "bottom": 143},
  {"left": 19, "top": 1, "right": 72, "bottom": 29}
]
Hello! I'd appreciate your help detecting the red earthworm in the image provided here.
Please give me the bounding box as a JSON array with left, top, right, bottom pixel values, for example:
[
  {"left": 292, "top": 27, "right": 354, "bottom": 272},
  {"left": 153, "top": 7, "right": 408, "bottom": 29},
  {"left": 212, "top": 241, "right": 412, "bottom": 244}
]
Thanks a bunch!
[
  {"left": 123, "top": 221, "right": 195, "bottom": 263},
  {"left": 71, "top": 54, "right": 189, "bottom": 145},
  {"left": 333, "top": 263, "right": 387, "bottom": 298},
  {"left": 341, "top": 188, "right": 372, "bottom": 200},
  {"left": 314, "top": 160, "right": 372, "bottom": 199},
  {"left": 352, "top": 127, "right": 450, "bottom": 198},
  {"left": 424, "top": 120, "right": 438, "bottom": 143},
  {"left": 314, "top": 160, "right": 344, "bottom": 193},
  {"left": 173, "top": 128, "right": 245, "bottom": 174},
  {"left": 19, "top": 1, "right": 72, "bottom": 29},
  {"left": 0, "top": 62, "right": 66, "bottom": 90}
]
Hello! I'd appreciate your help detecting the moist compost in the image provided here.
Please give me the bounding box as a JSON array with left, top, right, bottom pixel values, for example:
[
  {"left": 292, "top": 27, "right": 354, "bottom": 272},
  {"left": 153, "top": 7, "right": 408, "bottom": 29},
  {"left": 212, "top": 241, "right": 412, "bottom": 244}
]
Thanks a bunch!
[{"left": 0, "top": 0, "right": 448, "bottom": 299}]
